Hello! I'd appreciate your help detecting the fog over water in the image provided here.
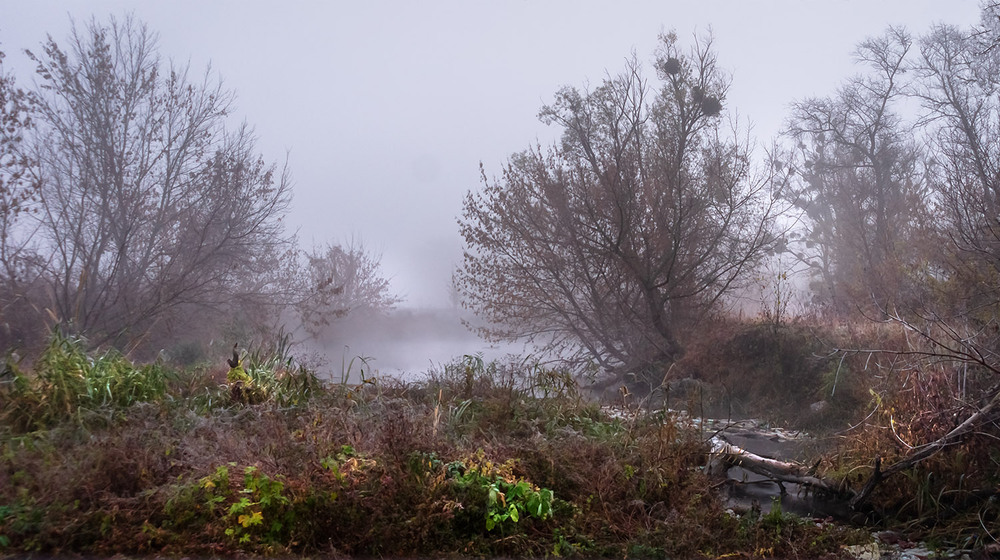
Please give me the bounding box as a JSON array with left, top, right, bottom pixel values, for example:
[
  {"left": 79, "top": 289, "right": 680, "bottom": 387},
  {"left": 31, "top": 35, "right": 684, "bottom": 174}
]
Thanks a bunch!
[
  {"left": 0, "top": 1, "right": 983, "bottom": 371},
  {"left": 298, "top": 308, "right": 531, "bottom": 382}
]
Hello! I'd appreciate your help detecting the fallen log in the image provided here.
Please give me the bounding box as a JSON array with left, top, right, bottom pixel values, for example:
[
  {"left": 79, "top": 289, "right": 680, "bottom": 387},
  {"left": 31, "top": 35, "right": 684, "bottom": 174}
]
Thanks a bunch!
[{"left": 710, "top": 436, "right": 845, "bottom": 496}]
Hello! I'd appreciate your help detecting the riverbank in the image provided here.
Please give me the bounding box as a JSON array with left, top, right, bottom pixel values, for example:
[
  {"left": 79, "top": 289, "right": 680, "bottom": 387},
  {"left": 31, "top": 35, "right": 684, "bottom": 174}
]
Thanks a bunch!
[
  {"left": 2, "top": 322, "right": 997, "bottom": 557},
  {"left": 0, "top": 334, "right": 874, "bottom": 558}
]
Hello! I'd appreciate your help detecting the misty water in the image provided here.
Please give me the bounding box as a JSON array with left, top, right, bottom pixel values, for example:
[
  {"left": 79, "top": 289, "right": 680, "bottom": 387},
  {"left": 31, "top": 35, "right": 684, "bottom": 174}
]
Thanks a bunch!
[
  {"left": 298, "top": 307, "right": 528, "bottom": 383},
  {"left": 713, "top": 422, "right": 852, "bottom": 521}
]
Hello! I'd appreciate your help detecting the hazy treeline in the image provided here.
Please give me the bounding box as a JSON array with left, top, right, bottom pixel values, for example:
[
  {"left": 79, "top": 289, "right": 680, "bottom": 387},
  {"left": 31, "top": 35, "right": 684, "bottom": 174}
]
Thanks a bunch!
[{"left": 0, "top": 16, "right": 399, "bottom": 359}]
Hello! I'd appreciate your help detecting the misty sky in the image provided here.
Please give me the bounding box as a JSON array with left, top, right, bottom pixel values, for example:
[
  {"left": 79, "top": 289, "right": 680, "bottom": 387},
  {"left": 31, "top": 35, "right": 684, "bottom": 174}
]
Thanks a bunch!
[{"left": 0, "top": 1, "right": 982, "bottom": 308}]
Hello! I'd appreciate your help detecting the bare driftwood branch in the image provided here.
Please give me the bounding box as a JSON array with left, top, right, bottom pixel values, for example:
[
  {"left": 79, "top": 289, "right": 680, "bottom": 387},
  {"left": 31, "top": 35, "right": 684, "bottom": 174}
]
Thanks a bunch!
[{"left": 710, "top": 436, "right": 844, "bottom": 496}]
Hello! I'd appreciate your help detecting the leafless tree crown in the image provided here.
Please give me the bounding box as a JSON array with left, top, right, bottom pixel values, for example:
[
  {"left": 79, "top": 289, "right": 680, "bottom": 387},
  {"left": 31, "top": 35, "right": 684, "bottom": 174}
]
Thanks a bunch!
[
  {"left": 22, "top": 16, "right": 293, "bottom": 348},
  {"left": 458, "top": 32, "right": 781, "bottom": 378}
]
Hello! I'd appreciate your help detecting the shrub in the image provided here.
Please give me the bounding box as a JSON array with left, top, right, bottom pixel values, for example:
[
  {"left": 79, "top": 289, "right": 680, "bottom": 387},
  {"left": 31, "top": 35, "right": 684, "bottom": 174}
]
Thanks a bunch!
[{"left": 1, "top": 329, "right": 170, "bottom": 431}]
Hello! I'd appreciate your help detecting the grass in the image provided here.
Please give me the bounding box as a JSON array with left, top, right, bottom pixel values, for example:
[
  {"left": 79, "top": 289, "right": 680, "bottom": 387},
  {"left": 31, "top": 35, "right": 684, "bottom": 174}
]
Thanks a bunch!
[
  {"left": 0, "top": 329, "right": 878, "bottom": 557},
  {"left": 5, "top": 318, "right": 997, "bottom": 556},
  {"left": 1, "top": 328, "right": 171, "bottom": 432}
]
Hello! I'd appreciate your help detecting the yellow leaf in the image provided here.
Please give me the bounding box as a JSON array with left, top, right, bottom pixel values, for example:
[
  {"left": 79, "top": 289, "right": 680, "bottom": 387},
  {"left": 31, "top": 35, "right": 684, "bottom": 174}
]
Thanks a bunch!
[{"left": 238, "top": 510, "right": 263, "bottom": 527}]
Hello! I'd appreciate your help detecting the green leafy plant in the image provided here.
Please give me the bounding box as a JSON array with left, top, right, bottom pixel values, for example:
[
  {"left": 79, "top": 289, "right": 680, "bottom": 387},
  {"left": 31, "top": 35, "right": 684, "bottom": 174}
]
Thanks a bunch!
[
  {"left": 245, "top": 334, "right": 322, "bottom": 406},
  {"left": 485, "top": 478, "right": 554, "bottom": 531},
  {"left": 226, "top": 361, "right": 268, "bottom": 405},
  {"left": 164, "top": 463, "right": 293, "bottom": 550},
  {"left": 447, "top": 453, "right": 554, "bottom": 532},
  {"left": 222, "top": 466, "right": 291, "bottom": 546},
  {"left": 0, "top": 504, "right": 17, "bottom": 549},
  {"left": 225, "top": 335, "right": 322, "bottom": 406}
]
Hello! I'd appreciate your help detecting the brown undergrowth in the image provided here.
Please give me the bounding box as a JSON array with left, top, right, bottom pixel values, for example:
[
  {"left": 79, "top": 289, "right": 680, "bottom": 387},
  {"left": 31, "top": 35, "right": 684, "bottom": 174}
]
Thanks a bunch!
[
  {"left": 662, "top": 314, "right": 1000, "bottom": 549},
  {"left": 0, "top": 332, "right": 868, "bottom": 557},
  {"left": 681, "top": 315, "right": 1000, "bottom": 549},
  {"left": 821, "top": 321, "right": 1000, "bottom": 549},
  {"left": 674, "top": 317, "right": 870, "bottom": 428}
]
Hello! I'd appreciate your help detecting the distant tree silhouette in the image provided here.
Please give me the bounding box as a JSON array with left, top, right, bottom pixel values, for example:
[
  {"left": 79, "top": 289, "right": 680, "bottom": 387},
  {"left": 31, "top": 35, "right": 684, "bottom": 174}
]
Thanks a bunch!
[
  {"left": 781, "top": 28, "right": 931, "bottom": 313},
  {"left": 296, "top": 239, "right": 401, "bottom": 338},
  {"left": 0, "top": 44, "right": 44, "bottom": 352}
]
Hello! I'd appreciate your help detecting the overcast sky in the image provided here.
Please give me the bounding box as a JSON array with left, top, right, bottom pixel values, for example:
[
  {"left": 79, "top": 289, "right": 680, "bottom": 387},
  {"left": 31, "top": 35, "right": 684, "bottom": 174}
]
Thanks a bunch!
[{"left": 0, "top": 1, "right": 983, "bottom": 308}]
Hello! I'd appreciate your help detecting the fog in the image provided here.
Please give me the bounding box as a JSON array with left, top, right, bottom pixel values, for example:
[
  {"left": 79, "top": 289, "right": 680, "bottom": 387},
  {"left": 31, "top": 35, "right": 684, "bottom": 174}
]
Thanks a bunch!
[
  {"left": 297, "top": 307, "right": 533, "bottom": 382},
  {"left": 0, "top": 1, "right": 982, "bottom": 371}
]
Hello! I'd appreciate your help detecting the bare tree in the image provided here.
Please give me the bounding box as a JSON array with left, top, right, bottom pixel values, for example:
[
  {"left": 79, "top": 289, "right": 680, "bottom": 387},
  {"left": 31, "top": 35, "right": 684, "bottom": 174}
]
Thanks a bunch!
[
  {"left": 457, "top": 32, "right": 780, "bottom": 381},
  {"left": 973, "top": 1, "right": 1000, "bottom": 54},
  {"left": 0, "top": 45, "right": 44, "bottom": 351},
  {"left": 801, "top": 11, "right": 1000, "bottom": 510},
  {"left": 782, "top": 28, "right": 931, "bottom": 313},
  {"left": 297, "top": 239, "right": 401, "bottom": 338},
  {"left": 25, "top": 16, "right": 292, "bottom": 348},
  {"left": 914, "top": 19, "right": 1000, "bottom": 321},
  {"left": 0, "top": 47, "right": 37, "bottom": 271}
]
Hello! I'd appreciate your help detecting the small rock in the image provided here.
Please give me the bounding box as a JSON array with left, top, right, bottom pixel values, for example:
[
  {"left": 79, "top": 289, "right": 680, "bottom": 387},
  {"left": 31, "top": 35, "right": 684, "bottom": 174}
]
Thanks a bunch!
[
  {"left": 844, "top": 543, "right": 880, "bottom": 560},
  {"left": 810, "top": 400, "right": 829, "bottom": 414},
  {"left": 900, "top": 546, "right": 933, "bottom": 560}
]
